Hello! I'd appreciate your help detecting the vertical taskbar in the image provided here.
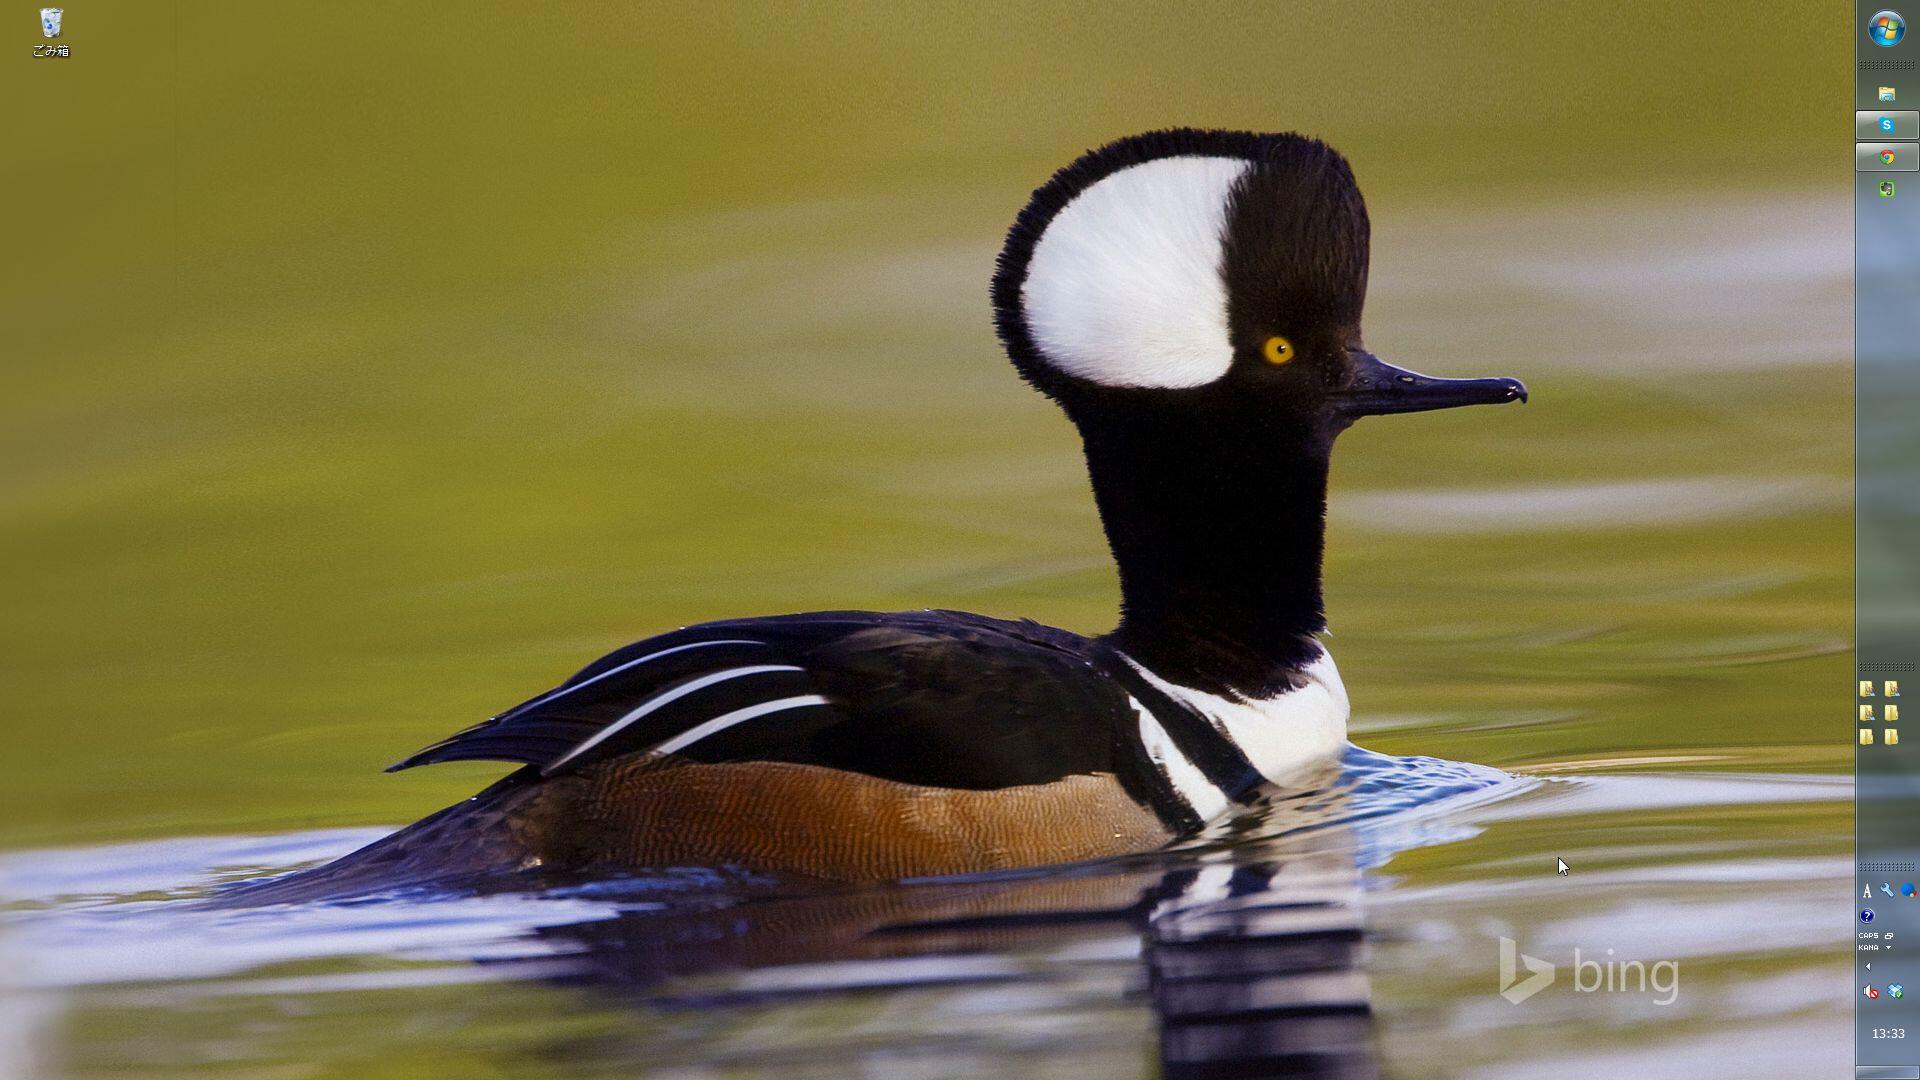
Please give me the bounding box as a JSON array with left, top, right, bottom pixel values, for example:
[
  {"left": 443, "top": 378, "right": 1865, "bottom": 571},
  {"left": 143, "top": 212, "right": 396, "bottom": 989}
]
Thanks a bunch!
[{"left": 1859, "top": 4, "right": 1920, "bottom": 1077}]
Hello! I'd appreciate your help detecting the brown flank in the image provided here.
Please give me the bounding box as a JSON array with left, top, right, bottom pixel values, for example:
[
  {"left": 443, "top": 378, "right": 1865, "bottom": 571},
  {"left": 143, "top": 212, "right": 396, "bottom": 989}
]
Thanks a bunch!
[{"left": 527, "top": 754, "right": 1175, "bottom": 880}]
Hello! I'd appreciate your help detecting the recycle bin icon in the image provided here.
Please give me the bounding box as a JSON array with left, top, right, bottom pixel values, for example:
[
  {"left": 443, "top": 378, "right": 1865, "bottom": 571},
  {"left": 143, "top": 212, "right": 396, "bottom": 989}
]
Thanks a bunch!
[{"left": 41, "top": 8, "right": 62, "bottom": 39}]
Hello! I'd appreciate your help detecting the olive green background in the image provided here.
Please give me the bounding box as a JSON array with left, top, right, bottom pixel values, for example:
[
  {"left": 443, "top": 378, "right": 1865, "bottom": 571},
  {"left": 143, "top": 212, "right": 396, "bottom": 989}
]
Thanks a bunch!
[{"left": 0, "top": 3, "right": 1849, "bottom": 848}]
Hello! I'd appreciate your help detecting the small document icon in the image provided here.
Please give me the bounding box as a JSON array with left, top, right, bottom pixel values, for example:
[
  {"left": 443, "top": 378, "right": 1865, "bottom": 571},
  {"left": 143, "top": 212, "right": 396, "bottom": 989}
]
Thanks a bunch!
[{"left": 1884, "top": 87, "right": 1899, "bottom": 102}]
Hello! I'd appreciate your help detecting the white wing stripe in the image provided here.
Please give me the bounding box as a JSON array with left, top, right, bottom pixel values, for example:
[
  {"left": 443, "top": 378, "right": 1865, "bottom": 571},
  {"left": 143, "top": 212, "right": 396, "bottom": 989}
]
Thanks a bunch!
[
  {"left": 652, "top": 695, "right": 832, "bottom": 756},
  {"left": 543, "top": 664, "right": 801, "bottom": 772},
  {"left": 505, "top": 638, "right": 765, "bottom": 719}
]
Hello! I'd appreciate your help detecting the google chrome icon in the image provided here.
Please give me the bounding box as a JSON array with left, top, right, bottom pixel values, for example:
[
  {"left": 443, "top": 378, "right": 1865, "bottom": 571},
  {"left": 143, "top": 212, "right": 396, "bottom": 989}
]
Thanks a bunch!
[{"left": 1872, "top": 10, "right": 1906, "bottom": 46}]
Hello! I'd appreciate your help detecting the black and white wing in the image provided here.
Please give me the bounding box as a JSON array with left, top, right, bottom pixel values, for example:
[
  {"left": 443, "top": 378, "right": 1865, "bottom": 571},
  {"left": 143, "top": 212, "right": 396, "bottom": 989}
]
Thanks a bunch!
[{"left": 387, "top": 610, "right": 1175, "bottom": 804}]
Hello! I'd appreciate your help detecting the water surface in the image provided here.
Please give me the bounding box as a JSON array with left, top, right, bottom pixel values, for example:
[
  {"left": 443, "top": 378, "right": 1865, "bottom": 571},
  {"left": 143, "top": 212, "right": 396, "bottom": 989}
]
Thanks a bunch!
[{"left": 2, "top": 746, "right": 1849, "bottom": 1079}]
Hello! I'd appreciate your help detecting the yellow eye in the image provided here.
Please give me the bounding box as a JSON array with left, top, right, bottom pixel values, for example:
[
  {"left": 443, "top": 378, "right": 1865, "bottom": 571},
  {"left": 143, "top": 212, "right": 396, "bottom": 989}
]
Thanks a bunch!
[{"left": 1261, "top": 336, "right": 1295, "bottom": 365}]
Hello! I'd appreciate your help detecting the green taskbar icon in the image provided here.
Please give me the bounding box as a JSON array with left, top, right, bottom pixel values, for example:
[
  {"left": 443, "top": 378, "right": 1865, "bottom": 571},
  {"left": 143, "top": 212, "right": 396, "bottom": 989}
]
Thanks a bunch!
[{"left": 1882, "top": 179, "right": 1898, "bottom": 198}]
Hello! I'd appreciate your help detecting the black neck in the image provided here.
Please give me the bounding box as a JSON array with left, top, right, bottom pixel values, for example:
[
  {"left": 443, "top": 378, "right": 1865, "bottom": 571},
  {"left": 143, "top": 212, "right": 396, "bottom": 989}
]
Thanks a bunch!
[{"left": 1070, "top": 401, "right": 1331, "bottom": 698}]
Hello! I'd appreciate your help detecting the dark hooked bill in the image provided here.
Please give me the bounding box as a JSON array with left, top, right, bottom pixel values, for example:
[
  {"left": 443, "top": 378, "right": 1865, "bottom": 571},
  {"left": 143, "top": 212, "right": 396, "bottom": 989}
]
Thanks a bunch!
[{"left": 1332, "top": 349, "right": 1528, "bottom": 418}]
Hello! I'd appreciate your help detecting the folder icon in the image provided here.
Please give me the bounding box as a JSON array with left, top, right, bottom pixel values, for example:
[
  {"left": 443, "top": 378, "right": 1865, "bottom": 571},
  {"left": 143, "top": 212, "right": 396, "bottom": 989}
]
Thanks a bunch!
[
  {"left": 1890, "top": 681, "right": 1902, "bottom": 698},
  {"left": 1864, "top": 705, "right": 1878, "bottom": 722},
  {"left": 1891, "top": 705, "right": 1901, "bottom": 723},
  {"left": 1883, "top": 87, "right": 1899, "bottom": 102},
  {"left": 1864, "top": 680, "right": 1878, "bottom": 697},
  {"left": 1889, "top": 729, "right": 1901, "bottom": 746},
  {"left": 1864, "top": 728, "right": 1876, "bottom": 745}
]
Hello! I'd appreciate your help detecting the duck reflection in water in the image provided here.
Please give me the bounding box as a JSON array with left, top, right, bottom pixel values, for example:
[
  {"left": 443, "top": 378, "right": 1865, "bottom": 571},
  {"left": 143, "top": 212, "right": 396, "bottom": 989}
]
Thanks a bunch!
[{"left": 473, "top": 763, "right": 1384, "bottom": 1080}]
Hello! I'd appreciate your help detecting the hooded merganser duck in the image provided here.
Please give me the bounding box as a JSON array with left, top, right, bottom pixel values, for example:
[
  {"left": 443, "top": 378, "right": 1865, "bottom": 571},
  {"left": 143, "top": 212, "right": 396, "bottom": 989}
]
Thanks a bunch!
[{"left": 224, "top": 129, "right": 1524, "bottom": 903}]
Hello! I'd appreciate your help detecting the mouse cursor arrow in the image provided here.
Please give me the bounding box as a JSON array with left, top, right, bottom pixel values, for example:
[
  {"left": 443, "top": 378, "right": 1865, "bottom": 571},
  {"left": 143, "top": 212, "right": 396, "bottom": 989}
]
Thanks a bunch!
[{"left": 1555, "top": 858, "right": 1570, "bottom": 876}]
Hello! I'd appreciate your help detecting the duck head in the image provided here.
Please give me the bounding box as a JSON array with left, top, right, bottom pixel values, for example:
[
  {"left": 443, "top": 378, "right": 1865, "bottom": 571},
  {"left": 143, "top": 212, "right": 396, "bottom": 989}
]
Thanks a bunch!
[
  {"left": 991, "top": 128, "right": 1524, "bottom": 448},
  {"left": 989, "top": 129, "right": 1526, "bottom": 695}
]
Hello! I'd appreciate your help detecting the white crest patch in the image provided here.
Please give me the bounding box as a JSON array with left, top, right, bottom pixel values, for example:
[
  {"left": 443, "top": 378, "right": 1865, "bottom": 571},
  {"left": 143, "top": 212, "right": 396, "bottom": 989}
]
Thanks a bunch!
[{"left": 1020, "top": 156, "right": 1249, "bottom": 389}]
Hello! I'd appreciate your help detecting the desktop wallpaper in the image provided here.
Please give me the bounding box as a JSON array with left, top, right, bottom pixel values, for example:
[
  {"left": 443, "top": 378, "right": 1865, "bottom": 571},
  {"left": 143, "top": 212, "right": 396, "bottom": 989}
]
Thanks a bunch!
[{"left": 1, "top": 3, "right": 1853, "bottom": 1077}]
